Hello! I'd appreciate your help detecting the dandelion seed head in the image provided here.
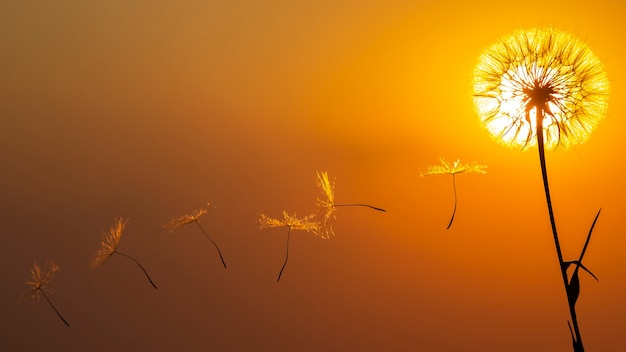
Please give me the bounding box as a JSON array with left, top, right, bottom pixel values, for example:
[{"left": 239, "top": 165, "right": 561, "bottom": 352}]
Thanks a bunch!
[
  {"left": 314, "top": 211, "right": 336, "bottom": 239},
  {"left": 473, "top": 28, "right": 609, "bottom": 149},
  {"left": 92, "top": 217, "right": 127, "bottom": 269},
  {"left": 163, "top": 203, "right": 209, "bottom": 234},
  {"left": 421, "top": 158, "right": 487, "bottom": 176},
  {"left": 259, "top": 211, "right": 320, "bottom": 233},
  {"left": 21, "top": 260, "right": 60, "bottom": 303},
  {"left": 314, "top": 171, "right": 337, "bottom": 238},
  {"left": 316, "top": 171, "right": 335, "bottom": 208}
]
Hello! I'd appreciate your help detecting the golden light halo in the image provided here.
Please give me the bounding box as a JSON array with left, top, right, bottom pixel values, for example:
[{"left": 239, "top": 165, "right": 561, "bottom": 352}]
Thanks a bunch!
[{"left": 473, "top": 28, "right": 609, "bottom": 149}]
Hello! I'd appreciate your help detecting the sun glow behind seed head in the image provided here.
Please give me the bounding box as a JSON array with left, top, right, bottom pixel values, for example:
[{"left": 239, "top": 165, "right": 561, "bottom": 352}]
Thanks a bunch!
[{"left": 473, "top": 28, "right": 610, "bottom": 150}]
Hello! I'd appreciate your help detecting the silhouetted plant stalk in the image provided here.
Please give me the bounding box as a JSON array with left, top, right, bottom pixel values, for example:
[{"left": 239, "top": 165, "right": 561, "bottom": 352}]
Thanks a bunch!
[
  {"left": 259, "top": 211, "right": 320, "bottom": 282},
  {"left": 163, "top": 203, "right": 227, "bottom": 269},
  {"left": 315, "top": 171, "right": 386, "bottom": 238},
  {"left": 474, "top": 28, "right": 609, "bottom": 352},
  {"left": 92, "top": 217, "right": 158, "bottom": 289},
  {"left": 21, "top": 260, "right": 70, "bottom": 326},
  {"left": 421, "top": 158, "right": 487, "bottom": 229},
  {"left": 535, "top": 113, "right": 602, "bottom": 351}
]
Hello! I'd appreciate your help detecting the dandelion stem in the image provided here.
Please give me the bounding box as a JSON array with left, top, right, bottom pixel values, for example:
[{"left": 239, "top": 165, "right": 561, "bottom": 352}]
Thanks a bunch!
[
  {"left": 447, "top": 173, "right": 458, "bottom": 230},
  {"left": 194, "top": 221, "right": 227, "bottom": 269},
  {"left": 115, "top": 251, "right": 158, "bottom": 289},
  {"left": 536, "top": 109, "right": 584, "bottom": 352},
  {"left": 40, "top": 290, "right": 70, "bottom": 327},
  {"left": 277, "top": 227, "right": 291, "bottom": 282},
  {"left": 333, "top": 204, "right": 386, "bottom": 212}
]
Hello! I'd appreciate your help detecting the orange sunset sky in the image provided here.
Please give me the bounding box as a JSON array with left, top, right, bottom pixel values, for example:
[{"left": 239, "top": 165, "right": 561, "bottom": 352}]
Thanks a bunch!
[{"left": 2, "top": 1, "right": 626, "bottom": 351}]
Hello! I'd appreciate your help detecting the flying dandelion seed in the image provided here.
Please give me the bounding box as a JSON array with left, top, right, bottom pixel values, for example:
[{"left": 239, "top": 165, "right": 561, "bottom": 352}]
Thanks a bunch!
[
  {"left": 163, "top": 202, "right": 227, "bottom": 269},
  {"left": 473, "top": 28, "right": 609, "bottom": 352},
  {"left": 421, "top": 158, "right": 487, "bottom": 229},
  {"left": 20, "top": 260, "right": 70, "bottom": 326},
  {"left": 473, "top": 28, "right": 609, "bottom": 150},
  {"left": 315, "top": 171, "right": 386, "bottom": 238},
  {"left": 92, "top": 218, "right": 158, "bottom": 289},
  {"left": 259, "top": 211, "right": 320, "bottom": 282}
]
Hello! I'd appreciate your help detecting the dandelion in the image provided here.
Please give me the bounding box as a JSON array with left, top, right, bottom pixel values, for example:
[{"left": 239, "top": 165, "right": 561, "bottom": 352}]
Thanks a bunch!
[
  {"left": 259, "top": 211, "right": 320, "bottom": 282},
  {"left": 421, "top": 158, "right": 487, "bottom": 229},
  {"left": 473, "top": 28, "right": 609, "bottom": 352},
  {"left": 20, "top": 260, "right": 70, "bottom": 326},
  {"left": 163, "top": 202, "right": 227, "bottom": 269},
  {"left": 473, "top": 28, "right": 609, "bottom": 150},
  {"left": 315, "top": 171, "right": 386, "bottom": 238},
  {"left": 92, "top": 217, "right": 158, "bottom": 289}
]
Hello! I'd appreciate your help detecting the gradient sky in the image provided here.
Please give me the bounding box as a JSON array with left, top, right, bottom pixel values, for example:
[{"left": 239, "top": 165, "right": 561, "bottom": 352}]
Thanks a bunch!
[{"left": 2, "top": 1, "right": 626, "bottom": 351}]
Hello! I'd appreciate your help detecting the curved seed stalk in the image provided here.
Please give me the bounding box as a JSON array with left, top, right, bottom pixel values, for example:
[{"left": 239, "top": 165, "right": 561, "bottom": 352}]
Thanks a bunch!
[
  {"left": 41, "top": 291, "right": 70, "bottom": 327},
  {"left": 194, "top": 221, "right": 227, "bottom": 269},
  {"left": 333, "top": 204, "right": 386, "bottom": 212},
  {"left": 277, "top": 227, "right": 291, "bottom": 282},
  {"left": 115, "top": 251, "right": 158, "bottom": 290},
  {"left": 447, "top": 174, "right": 458, "bottom": 230}
]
